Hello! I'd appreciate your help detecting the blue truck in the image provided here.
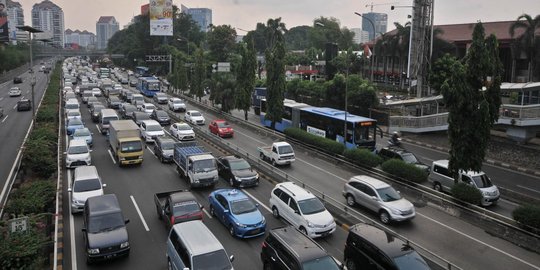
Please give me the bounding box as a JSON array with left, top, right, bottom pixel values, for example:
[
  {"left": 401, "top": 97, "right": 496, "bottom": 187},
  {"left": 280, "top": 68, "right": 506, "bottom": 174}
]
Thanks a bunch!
[
  {"left": 251, "top": 87, "right": 267, "bottom": 115},
  {"left": 173, "top": 141, "right": 218, "bottom": 188}
]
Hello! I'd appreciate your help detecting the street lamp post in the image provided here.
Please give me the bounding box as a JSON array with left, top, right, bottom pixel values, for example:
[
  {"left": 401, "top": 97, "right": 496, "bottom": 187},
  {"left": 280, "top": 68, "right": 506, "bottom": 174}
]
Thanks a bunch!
[
  {"left": 17, "top": 26, "right": 43, "bottom": 123},
  {"left": 354, "top": 12, "right": 375, "bottom": 82}
]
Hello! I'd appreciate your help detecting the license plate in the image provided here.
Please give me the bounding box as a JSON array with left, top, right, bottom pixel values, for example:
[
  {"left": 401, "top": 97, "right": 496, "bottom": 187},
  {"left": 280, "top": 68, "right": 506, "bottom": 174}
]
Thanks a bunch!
[{"left": 105, "top": 254, "right": 115, "bottom": 259}]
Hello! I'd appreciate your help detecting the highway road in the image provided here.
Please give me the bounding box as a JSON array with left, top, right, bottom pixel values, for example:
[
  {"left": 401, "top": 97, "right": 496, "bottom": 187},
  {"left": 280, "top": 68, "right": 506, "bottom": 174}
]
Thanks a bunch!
[{"left": 57, "top": 75, "right": 540, "bottom": 270}]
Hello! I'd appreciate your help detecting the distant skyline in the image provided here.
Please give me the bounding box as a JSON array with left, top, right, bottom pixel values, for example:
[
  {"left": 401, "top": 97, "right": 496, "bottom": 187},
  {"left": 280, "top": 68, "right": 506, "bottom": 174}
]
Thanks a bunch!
[{"left": 13, "top": 0, "right": 540, "bottom": 35}]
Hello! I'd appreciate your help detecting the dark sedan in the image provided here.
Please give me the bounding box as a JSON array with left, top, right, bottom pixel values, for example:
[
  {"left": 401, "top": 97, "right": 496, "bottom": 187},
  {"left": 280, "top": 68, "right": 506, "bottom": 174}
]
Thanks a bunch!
[
  {"left": 217, "top": 156, "right": 259, "bottom": 187},
  {"left": 150, "top": 110, "right": 171, "bottom": 126}
]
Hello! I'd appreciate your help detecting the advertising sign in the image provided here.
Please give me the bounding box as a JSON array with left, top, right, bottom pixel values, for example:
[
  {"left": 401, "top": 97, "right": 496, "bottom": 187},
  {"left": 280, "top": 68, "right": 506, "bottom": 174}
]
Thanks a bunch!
[
  {"left": 149, "top": 0, "right": 173, "bottom": 36},
  {"left": 307, "top": 126, "right": 326, "bottom": 138},
  {"left": 0, "top": 0, "right": 9, "bottom": 43}
]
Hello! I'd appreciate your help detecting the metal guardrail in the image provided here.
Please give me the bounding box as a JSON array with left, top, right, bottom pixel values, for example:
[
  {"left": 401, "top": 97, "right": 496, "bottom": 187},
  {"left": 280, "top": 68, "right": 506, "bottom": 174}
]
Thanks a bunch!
[
  {"left": 500, "top": 104, "right": 540, "bottom": 120},
  {"left": 389, "top": 113, "right": 449, "bottom": 129}
]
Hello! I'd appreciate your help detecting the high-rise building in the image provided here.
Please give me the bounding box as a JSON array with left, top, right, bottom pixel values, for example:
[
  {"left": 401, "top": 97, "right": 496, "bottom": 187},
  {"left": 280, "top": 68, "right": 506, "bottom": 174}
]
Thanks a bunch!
[
  {"left": 181, "top": 4, "right": 212, "bottom": 32},
  {"left": 6, "top": 0, "right": 24, "bottom": 44},
  {"left": 361, "top": 12, "right": 387, "bottom": 41},
  {"left": 65, "top": 29, "right": 95, "bottom": 48},
  {"left": 96, "top": 16, "right": 119, "bottom": 50},
  {"left": 31, "top": 0, "right": 64, "bottom": 47},
  {"left": 350, "top": 28, "right": 370, "bottom": 44}
]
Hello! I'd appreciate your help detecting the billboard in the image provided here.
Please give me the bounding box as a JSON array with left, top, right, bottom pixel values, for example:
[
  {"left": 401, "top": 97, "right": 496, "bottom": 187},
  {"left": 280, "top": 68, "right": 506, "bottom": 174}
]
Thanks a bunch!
[
  {"left": 0, "top": 0, "right": 8, "bottom": 43},
  {"left": 149, "top": 0, "right": 173, "bottom": 36}
]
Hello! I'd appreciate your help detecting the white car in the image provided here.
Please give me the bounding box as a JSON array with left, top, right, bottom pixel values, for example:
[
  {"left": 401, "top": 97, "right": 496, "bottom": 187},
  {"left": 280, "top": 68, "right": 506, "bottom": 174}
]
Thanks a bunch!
[
  {"left": 91, "top": 88, "right": 102, "bottom": 97},
  {"left": 170, "top": 122, "right": 195, "bottom": 141},
  {"left": 66, "top": 109, "right": 82, "bottom": 120},
  {"left": 9, "top": 87, "right": 22, "bottom": 97},
  {"left": 269, "top": 182, "right": 336, "bottom": 238},
  {"left": 68, "top": 166, "right": 105, "bottom": 214},
  {"left": 184, "top": 110, "right": 205, "bottom": 125},
  {"left": 65, "top": 139, "right": 92, "bottom": 168},
  {"left": 140, "top": 103, "right": 156, "bottom": 114},
  {"left": 140, "top": 120, "right": 164, "bottom": 142},
  {"left": 168, "top": 98, "right": 186, "bottom": 112}
]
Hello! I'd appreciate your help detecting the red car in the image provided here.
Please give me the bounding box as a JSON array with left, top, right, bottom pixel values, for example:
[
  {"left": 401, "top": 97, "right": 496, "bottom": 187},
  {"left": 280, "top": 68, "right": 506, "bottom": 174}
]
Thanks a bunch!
[{"left": 209, "top": 119, "right": 234, "bottom": 138}]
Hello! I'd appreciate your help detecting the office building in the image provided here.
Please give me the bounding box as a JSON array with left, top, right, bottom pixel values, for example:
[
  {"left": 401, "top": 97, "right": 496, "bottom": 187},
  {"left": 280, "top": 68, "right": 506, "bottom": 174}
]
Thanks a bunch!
[
  {"left": 96, "top": 16, "right": 119, "bottom": 50},
  {"left": 65, "top": 29, "right": 95, "bottom": 48},
  {"left": 351, "top": 28, "right": 370, "bottom": 44},
  {"left": 6, "top": 0, "right": 24, "bottom": 44},
  {"left": 31, "top": 0, "right": 64, "bottom": 47},
  {"left": 181, "top": 4, "right": 212, "bottom": 32},
  {"left": 361, "top": 12, "right": 387, "bottom": 41}
]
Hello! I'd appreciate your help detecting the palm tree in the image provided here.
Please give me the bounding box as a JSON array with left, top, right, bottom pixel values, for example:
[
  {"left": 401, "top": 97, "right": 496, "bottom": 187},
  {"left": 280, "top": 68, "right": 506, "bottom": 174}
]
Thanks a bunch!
[{"left": 509, "top": 14, "right": 540, "bottom": 82}]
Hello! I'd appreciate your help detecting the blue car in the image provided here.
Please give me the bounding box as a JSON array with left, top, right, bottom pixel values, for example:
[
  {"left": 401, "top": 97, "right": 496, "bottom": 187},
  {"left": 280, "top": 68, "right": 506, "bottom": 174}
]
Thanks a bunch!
[
  {"left": 71, "top": 127, "right": 93, "bottom": 147},
  {"left": 208, "top": 189, "right": 266, "bottom": 238},
  {"left": 66, "top": 118, "right": 85, "bottom": 136}
]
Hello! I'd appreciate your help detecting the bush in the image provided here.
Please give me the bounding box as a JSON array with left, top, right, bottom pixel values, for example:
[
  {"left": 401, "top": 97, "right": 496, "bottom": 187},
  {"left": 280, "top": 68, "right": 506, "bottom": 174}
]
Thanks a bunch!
[
  {"left": 0, "top": 226, "right": 48, "bottom": 269},
  {"left": 343, "top": 148, "right": 382, "bottom": 168},
  {"left": 451, "top": 182, "right": 483, "bottom": 205},
  {"left": 513, "top": 204, "right": 540, "bottom": 230},
  {"left": 4, "top": 180, "right": 55, "bottom": 215},
  {"left": 381, "top": 159, "right": 428, "bottom": 183},
  {"left": 284, "top": 128, "right": 345, "bottom": 155},
  {"left": 22, "top": 146, "right": 56, "bottom": 179},
  {"left": 36, "top": 107, "right": 57, "bottom": 123}
]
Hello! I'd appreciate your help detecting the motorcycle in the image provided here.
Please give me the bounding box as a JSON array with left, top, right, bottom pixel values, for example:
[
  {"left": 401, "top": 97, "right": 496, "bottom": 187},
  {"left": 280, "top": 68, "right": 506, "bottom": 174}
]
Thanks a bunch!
[{"left": 388, "top": 137, "right": 402, "bottom": 147}]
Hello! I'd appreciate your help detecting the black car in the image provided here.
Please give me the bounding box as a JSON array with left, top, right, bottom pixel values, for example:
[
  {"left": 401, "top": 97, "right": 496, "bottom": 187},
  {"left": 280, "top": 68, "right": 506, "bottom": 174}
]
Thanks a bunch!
[
  {"left": 261, "top": 226, "right": 343, "bottom": 270},
  {"left": 377, "top": 147, "right": 430, "bottom": 174},
  {"left": 107, "top": 96, "right": 122, "bottom": 109},
  {"left": 16, "top": 99, "right": 32, "bottom": 111},
  {"left": 217, "top": 156, "right": 259, "bottom": 187},
  {"left": 153, "top": 136, "right": 175, "bottom": 163},
  {"left": 90, "top": 105, "right": 105, "bottom": 122},
  {"left": 132, "top": 111, "right": 150, "bottom": 126},
  {"left": 150, "top": 110, "right": 171, "bottom": 126},
  {"left": 344, "top": 223, "right": 430, "bottom": 270},
  {"left": 83, "top": 194, "right": 130, "bottom": 264},
  {"left": 120, "top": 104, "right": 137, "bottom": 119},
  {"left": 13, "top": 76, "right": 23, "bottom": 84}
]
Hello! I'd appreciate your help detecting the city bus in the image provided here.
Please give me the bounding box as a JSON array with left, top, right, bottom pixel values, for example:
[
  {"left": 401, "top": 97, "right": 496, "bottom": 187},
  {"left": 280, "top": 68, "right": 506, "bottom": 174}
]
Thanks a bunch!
[
  {"left": 260, "top": 99, "right": 380, "bottom": 150},
  {"left": 135, "top": 66, "right": 150, "bottom": 77},
  {"left": 136, "top": 77, "right": 161, "bottom": 97}
]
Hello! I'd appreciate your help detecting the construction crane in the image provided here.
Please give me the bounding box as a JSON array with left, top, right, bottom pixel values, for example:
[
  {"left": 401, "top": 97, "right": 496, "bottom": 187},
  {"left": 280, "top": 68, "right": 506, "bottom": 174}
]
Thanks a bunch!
[{"left": 365, "top": 2, "right": 399, "bottom": 12}]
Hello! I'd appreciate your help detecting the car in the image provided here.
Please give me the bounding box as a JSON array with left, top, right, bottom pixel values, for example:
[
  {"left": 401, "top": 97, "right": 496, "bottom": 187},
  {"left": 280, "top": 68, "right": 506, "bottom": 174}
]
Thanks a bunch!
[
  {"left": 64, "top": 92, "right": 77, "bottom": 103},
  {"left": 140, "top": 103, "right": 156, "bottom": 114},
  {"left": 91, "top": 88, "right": 102, "bottom": 97},
  {"left": 72, "top": 127, "right": 93, "bottom": 147},
  {"left": 217, "top": 156, "right": 259, "bottom": 187},
  {"left": 129, "top": 80, "right": 137, "bottom": 87},
  {"left": 120, "top": 77, "right": 129, "bottom": 85},
  {"left": 66, "top": 109, "right": 82, "bottom": 120},
  {"left": 89, "top": 104, "right": 105, "bottom": 122},
  {"left": 66, "top": 118, "right": 85, "bottom": 136},
  {"left": 342, "top": 175, "right": 415, "bottom": 224},
  {"left": 377, "top": 147, "right": 430, "bottom": 174},
  {"left": 150, "top": 109, "right": 171, "bottom": 126},
  {"left": 168, "top": 97, "right": 186, "bottom": 112},
  {"left": 132, "top": 111, "right": 150, "bottom": 126},
  {"left": 17, "top": 99, "right": 32, "bottom": 111},
  {"left": 208, "top": 189, "right": 266, "bottom": 238},
  {"left": 69, "top": 166, "right": 105, "bottom": 214},
  {"left": 13, "top": 76, "right": 23, "bottom": 84},
  {"left": 261, "top": 226, "right": 344, "bottom": 270},
  {"left": 155, "top": 190, "right": 203, "bottom": 228},
  {"left": 120, "top": 104, "right": 137, "bottom": 119},
  {"left": 132, "top": 99, "right": 145, "bottom": 110},
  {"left": 184, "top": 110, "right": 205, "bottom": 125},
  {"left": 81, "top": 90, "right": 93, "bottom": 103},
  {"left": 86, "top": 96, "right": 99, "bottom": 108},
  {"left": 140, "top": 120, "right": 164, "bottom": 142},
  {"left": 65, "top": 139, "right": 92, "bottom": 168},
  {"left": 344, "top": 223, "right": 430, "bottom": 270},
  {"left": 269, "top": 182, "right": 336, "bottom": 238},
  {"left": 209, "top": 119, "right": 234, "bottom": 138},
  {"left": 169, "top": 122, "right": 195, "bottom": 141},
  {"left": 9, "top": 87, "right": 22, "bottom": 97},
  {"left": 107, "top": 96, "right": 122, "bottom": 109},
  {"left": 153, "top": 92, "right": 168, "bottom": 104},
  {"left": 153, "top": 136, "right": 175, "bottom": 163}
]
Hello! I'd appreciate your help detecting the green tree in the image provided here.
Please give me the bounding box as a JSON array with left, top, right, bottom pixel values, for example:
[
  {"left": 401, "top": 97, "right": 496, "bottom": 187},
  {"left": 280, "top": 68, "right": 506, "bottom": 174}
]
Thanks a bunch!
[
  {"left": 243, "top": 22, "right": 268, "bottom": 53},
  {"left": 285, "top": 25, "right": 311, "bottom": 50},
  {"left": 169, "top": 54, "right": 189, "bottom": 94},
  {"left": 236, "top": 38, "right": 257, "bottom": 120},
  {"left": 264, "top": 18, "right": 287, "bottom": 129},
  {"left": 429, "top": 54, "right": 458, "bottom": 94},
  {"left": 509, "top": 14, "right": 540, "bottom": 81},
  {"left": 191, "top": 48, "right": 206, "bottom": 101},
  {"left": 207, "top": 25, "right": 237, "bottom": 62}
]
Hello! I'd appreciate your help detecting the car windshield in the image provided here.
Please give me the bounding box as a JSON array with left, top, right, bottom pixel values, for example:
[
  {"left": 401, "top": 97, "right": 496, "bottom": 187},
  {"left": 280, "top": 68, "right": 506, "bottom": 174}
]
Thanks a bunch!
[
  {"left": 65, "top": 103, "right": 79, "bottom": 110},
  {"left": 136, "top": 113, "right": 150, "bottom": 121},
  {"left": 191, "top": 111, "right": 201, "bottom": 117},
  {"left": 193, "top": 159, "right": 216, "bottom": 173},
  {"left": 161, "top": 141, "right": 175, "bottom": 150},
  {"left": 401, "top": 153, "right": 419, "bottom": 163},
  {"left": 93, "top": 106, "right": 104, "bottom": 114},
  {"left": 173, "top": 200, "right": 200, "bottom": 216},
  {"left": 298, "top": 197, "right": 325, "bottom": 215},
  {"left": 67, "top": 111, "right": 80, "bottom": 116},
  {"left": 302, "top": 255, "right": 341, "bottom": 270},
  {"left": 192, "top": 250, "right": 232, "bottom": 270},
  {"left": 278, "top": 145, "right": 294, "bottom": 154},
  {"left": 146, "top": 124, "right": 162, "bottom": 131},
  {"left": 69, "top": 119, "right": 83, "bottom": 126},
  {"left": 392, "top": 250, "right": 430, "bottom": 270},
  {"left": 229, "top": 160, "right": 251, "bottom": 170},
  {"left": 156, "top": 111, "right": 168, "bottom": 117},
  {"left": 376, "top": 186, "right": 402, "bottom": 202},
  {"left": 73, "top": 178, "right": 101, "bottom": 192},
  {"left": 74, "top": 129, "right": 91, "bottom": 136},
  {"left": 230, "top": 198, "right": 257, "bottom": 215},
  {"left": 125, "top": 106, "right": 136, "bottom": 112},
  {"left": 173, "top": 99, "right": 184, "bottom": 104},
  {"left": 88, "top": 213, "right": 125, "bottom": 233},
  {"left": 217, "top": 121, "right": 230, "bottom": 128},
  {"left": 103, "top": 116, "right": 118, "bottom": 124},
  {"left": 145, "top": 105, "right": 155, "bottom": 110},
  {"left": 120, "top": 141, "right": 143, "bottom": 153},
  {"left": 177, "top": 125, "right": 192, "bottom": 131},
  {"left": 471, "top": 174, "right": 493, "bottom": 188},
  {"left": 68, "top": 145, "right": 88, "bottom": 154}
]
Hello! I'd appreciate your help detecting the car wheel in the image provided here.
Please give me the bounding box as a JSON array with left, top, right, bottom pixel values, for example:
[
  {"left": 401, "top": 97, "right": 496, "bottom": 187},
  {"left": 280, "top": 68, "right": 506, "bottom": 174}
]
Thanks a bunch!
[
  {"left": 210, "top": 205, "right": 215, "bottom": 216},
  {"left": 263, "top": 263, "right": 272, "bottom": 270},
  {"left": 346, "top": 194, "right": 356, "bottom": 206},
  {"left": 379, "top": 210, "right": 391, "bottom": 224},
  {"left": 272, "top": 207, "right": 280, "bottom": 218},
  {"left": 229, "top": 225, "right": 235, "bottom": 237},
  {"left": 433, "top": 182, "right": 442, "bottom": 192},
  {"left": 346, "top": 259, "right": 357, "bottom": 270},
  {"left": 299, "top": 226, "right": 307, "bottom": 235},
  {"left": 259, "top": 152, "right": 264, "bottom": 160},
  {"left": 271, "top": 159, "right": 277, "bottom": 166}
]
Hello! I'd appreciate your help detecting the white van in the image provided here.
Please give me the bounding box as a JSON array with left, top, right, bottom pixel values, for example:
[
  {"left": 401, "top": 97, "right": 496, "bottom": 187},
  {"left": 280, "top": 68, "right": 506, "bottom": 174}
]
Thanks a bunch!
[
  {"left": 65, "top": 99, "right": 80, "bottom": 111},
  {"left": 68, "top": 166, "right": 105, "bottom": 214},
  {"left": 98, "top": 109, "right": 119, "bottom": 135}
]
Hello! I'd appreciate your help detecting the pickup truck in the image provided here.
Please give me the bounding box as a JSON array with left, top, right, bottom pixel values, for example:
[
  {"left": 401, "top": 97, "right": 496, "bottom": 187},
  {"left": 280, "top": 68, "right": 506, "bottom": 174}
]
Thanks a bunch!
[
  {"left": 154, "top": 190, "right": 203, "bottom": 228},
  {"left": 258, "top": 141, "right": 295, "bottom": 166},
  {"left": 173, "top": 141, "right": 218, "bottom": 188}
]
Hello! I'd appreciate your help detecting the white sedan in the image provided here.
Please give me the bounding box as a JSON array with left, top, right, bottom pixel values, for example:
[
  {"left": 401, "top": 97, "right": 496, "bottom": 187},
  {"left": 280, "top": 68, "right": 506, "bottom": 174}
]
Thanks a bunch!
[
  {"left": 9, "top": 87, "right": 22, "bottom": 97},
  {"left": 140, "top": 103, "right": 156, "bottom": 114},
  {"left": 170, "top": 122, "right": 195, "bottom": 141},
  {"left": 184, "top": 110, "right": 205, "bottom": 125}
]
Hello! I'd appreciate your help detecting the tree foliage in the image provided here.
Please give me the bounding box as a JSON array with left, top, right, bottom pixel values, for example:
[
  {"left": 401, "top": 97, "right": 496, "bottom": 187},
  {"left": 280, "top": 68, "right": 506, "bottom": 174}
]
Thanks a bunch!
[
  {"left": 0, "top": 44, "right": 30, "bottom": 73},
  {"left": 509, "top": 14, "right": 540, "bottom": 81},
  {"left": 207, "top": 25, "right": 237, "bottom": 62},
  {"left": 191, "top": 48, "right": 206, "bottom": 101},
  {"left": 235, "top": 38, "right": 257, "bottom": 120},
  {"left": 264, "top": 18, "right": 287, "bottom": 129}
]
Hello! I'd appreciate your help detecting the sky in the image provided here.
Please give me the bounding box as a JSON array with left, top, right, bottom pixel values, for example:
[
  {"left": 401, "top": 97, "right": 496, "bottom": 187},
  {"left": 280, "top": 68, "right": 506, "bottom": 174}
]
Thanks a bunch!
[{"left": 14, "top": 0, "right": 540, "bottom": 34}]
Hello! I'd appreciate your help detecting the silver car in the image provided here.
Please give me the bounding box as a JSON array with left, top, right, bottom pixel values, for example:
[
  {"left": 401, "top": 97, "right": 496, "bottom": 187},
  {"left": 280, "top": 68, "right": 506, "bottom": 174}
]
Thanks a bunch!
[{"left": 342, "top": 175, "right": 415, "bottom": 224}]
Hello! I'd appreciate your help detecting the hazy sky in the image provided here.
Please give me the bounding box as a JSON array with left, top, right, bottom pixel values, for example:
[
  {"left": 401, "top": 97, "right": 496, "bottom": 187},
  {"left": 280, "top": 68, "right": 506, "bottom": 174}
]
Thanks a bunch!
[{"left": 15, "top": 0, "right": 540, "bottom": 34}]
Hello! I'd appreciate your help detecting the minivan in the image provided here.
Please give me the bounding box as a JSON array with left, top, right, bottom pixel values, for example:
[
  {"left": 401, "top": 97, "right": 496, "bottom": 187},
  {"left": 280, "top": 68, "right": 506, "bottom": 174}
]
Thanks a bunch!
[
  {"left": 167, "top": 220, "right": 234, "bottom": 270},
  {"left": 65, "top": 99, "right": 80, "bottom": 111},
  {"left": 69, "top": 166, "right": 105, "bottom": 214},
  {"left": 428, "top": 160, "right": 500, "bottom": 206},
  {"left": 98, "top": 109, "right": 119, "bottom": 135}
]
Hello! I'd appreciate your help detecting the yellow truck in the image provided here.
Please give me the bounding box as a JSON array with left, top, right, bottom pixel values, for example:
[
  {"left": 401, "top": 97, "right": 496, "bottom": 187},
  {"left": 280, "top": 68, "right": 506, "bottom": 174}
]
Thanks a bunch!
[{"left": 109, "top": 120, "right": 144, "bottom": 166}]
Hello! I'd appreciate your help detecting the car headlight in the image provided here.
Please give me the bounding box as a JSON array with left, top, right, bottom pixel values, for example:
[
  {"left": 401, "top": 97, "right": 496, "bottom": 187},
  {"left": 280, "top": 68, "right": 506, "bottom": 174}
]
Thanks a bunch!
[
  {"left": 120, "top": 241, "right": 130, "bottom": 248},
  {"left": 307, "top": 221, "right": 314, "bottom": 228},
  {"left": 255, "top": 173, "right": 260, "bottom": 180},
  {"left": 214, "top": 175, "right": 218, "bottom": 180},
  {"left": 261, "top": 216, "right": 266, "bottom": 225},
  {"left": 235, "top": 176, "right": 242, "bottom": 182},
  {"left": 87, "top": 248, "right": 100, "bottom": 254},
  {"left": 235, "top": 222, "right": 247, "bottom": 228}
]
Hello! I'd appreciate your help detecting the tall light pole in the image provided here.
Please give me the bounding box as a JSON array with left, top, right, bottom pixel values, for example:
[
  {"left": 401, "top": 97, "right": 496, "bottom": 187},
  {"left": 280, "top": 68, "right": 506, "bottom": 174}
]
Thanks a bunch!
[
  {"left": 17, "top": 26, "right": 43, "bottom": 123},
  {"left": 354, "top": 12, "right": 375, "bottom": 82}
]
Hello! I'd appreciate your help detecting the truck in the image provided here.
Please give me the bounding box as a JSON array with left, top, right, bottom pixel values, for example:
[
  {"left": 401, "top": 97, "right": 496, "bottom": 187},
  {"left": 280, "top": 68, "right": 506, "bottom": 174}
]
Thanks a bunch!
[
  {"left": 109, "top": 120, "right": 144, "bottom": 166},
  {"left": 173, "top": 141, "right": 218, "bottom": 188},
  {"left": 258, "top": 141, "right": 295, "bottom": 166},
  {"left": 154, "top": 190, "right": 204, "bottom": 229}
]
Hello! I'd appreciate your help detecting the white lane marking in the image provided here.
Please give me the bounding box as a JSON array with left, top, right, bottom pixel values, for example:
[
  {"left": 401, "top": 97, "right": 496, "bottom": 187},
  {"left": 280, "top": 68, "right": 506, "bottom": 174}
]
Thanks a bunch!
[
  {"left": 95, "top": 124, "right": 101, "bottom": 134},
  {"left": 147, "top": 147, "right": 155, "bottom": 156},
  {"left": 0, "top": 97, "right": 3, "bottom": 101},
  {"left": 516, "top": 185, "right": 540, "bottom": 194},
  {"left": 68, "top": 170, "right": 78, "bottom": 270},
  {"left": 130, "top": 195, "right": 150, "bottom": 231},
  {"left": 107, "top": 149, "right": 117, "bottom": 164},
  {"left": 12, "top": 104, "right": 17, "bottom": 110},
  {"left": 203, "top": 209, "right": 212, "bottom": 219},
  {"left": 243, "top": 190, "right": 272, "bottom": 213},
  {"left": 417, "top": 212, "right": 540, "bottom": 269},
  {"left": 499, "top": 198, "right": 519, "bottom": 207},
  {"left": 1, "top": 115, "right": 8, "bottom": 123}
]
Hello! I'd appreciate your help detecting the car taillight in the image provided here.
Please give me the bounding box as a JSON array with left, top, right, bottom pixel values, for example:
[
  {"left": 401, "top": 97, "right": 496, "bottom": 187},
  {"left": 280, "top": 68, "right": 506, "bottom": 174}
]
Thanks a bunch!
[
  {"left": 261, "top": 241, "right": 267, "bottom": 248},
  {"left": 170, "top": 216, "right": 175, "bottom": 225}
]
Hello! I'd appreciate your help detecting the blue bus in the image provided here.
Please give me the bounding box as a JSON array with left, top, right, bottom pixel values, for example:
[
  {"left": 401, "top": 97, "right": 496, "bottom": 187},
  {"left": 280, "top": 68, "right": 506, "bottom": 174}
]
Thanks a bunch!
[
  {"left": 137, "top": 77, "right": 161, "bottom": 97},
  {"left": 135, "top": 66, "right": 150, "bottom": 77},
  {"left": 260, "top": 99, "right": 380, "bottom": 150}
]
